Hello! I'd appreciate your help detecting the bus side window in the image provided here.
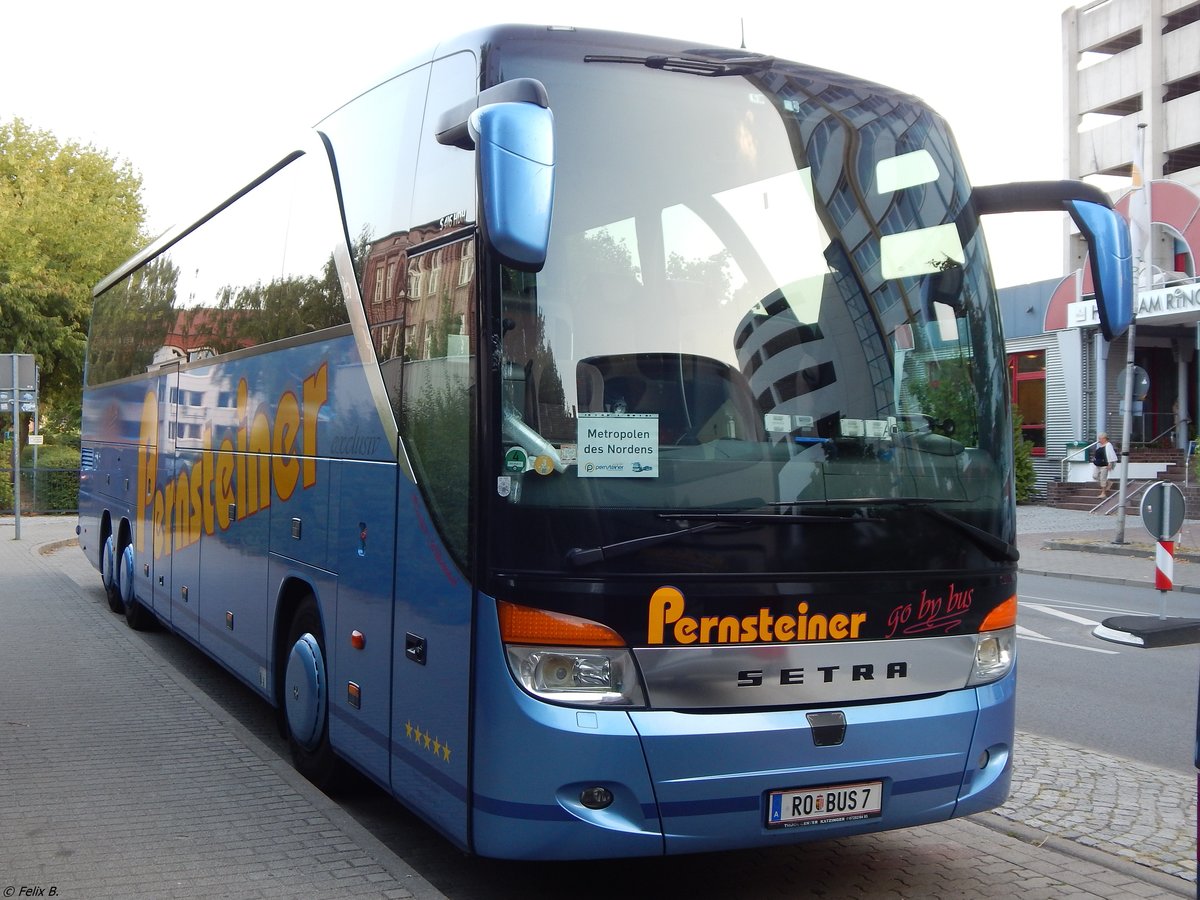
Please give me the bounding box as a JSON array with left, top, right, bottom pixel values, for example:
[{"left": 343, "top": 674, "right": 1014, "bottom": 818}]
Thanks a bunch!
[{"left": 388, "top": 52, "right": 480, "bottom": 566}]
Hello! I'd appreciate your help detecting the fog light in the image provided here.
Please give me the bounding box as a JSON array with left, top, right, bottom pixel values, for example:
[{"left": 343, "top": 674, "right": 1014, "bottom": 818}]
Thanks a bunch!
[
  {"left": 978, "top": 749, "right": 990, "bottom": 769},
  {"left": 580, "top": 786, "right": 614, "bottom": 810}
]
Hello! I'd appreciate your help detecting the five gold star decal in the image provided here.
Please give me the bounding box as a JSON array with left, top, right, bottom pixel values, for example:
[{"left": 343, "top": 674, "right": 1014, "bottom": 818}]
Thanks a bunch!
[{"left": 405, "top": 719, "right": 452, "bottom": 762}]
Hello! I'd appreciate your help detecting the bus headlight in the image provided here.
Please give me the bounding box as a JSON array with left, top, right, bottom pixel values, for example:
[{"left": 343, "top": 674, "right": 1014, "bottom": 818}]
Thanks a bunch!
[
  {"left": 497, "top": 601, "right": 647, "bottom": 707},
  {"left": 506, "top": 646, "right": 646, "bottom": 706},
  {"left": 967, "top": 627, "right": 1015, "bottom": 686}
]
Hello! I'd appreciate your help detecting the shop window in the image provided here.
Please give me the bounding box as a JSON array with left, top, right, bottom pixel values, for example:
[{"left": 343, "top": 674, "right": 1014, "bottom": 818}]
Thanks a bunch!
[{"left": 1009, "top": 350, "right": 1046, "bottom": 456}]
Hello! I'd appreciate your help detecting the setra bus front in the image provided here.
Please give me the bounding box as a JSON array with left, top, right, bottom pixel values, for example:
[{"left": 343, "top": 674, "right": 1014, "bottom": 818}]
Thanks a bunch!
[{"left": 465, "top": 28, "right": 1027, "bottom": 858}]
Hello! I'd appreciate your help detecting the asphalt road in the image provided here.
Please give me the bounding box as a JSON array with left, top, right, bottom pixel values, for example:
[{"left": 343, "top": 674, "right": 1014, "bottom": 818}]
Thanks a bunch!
[{"left": 1016, "top": 570, "right": 1200, "bottom": 775}]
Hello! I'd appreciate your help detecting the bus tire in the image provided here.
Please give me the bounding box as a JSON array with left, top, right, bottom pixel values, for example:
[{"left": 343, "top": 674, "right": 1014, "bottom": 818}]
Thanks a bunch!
[
  {"left": 118, "top": 542, "right": 153, "bottom": 631},
  {"left": 101, "top": 534, "right": 123, "bottom": 613},
  {"left": 283, "top": 595, "right": 337, "bottom": 787}
]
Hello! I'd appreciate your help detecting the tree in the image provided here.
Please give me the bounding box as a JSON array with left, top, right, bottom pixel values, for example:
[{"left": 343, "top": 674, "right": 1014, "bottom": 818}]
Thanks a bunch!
[
  {"left": 1012, "top": 406, "right": 1037, "bottom": 503},
  {"left": 0, "top": 118, "right": 146, "bottom": 429}
]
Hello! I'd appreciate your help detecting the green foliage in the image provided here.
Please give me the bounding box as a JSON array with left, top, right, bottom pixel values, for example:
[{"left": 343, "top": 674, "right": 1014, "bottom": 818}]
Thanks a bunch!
[
  {"left": 905, "top": 356, "right": 979, "bottom": 446},
  {"left": 0, "top": 440, "right": 12, "bottom": 509},
  {"left": 212, "top": 257, "right": 347, "bottom": 352},
  {"left": 85, "top": 255, "right": 179, "bottom": 383},
  {"left": 401, "top": 374, "right": 471, "bottom": 564},
  {"left": 0, "top": 440, "right": 80, "bottom": 513},
  {"left": 0, "top": 117, "right": 146, "bottom": 427},
  {"left": 1012, "top": 407, "right": 1037, "bottom": 503},
  {"left": 666, "top": 249, "right": 732, "bottom": 305}
]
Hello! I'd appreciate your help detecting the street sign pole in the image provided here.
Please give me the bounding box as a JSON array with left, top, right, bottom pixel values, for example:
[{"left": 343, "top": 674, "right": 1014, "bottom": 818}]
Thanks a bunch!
[
  {"left": 0, "top": 353, "right": 36, "bottom": 541},
  {"left": 9, "top": 354, "right": 19, "bottom": 541}
]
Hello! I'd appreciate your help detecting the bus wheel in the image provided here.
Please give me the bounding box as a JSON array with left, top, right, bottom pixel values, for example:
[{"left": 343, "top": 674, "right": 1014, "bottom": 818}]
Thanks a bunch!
[
  {"left": 283, "top": 596, "right": 337, "bottom": 786},
  {"left": 118, "top": 543, "right": 152, "bottom": 631},
  {"left": 101, "top": 534, "right": 123, "bottom": 613}
]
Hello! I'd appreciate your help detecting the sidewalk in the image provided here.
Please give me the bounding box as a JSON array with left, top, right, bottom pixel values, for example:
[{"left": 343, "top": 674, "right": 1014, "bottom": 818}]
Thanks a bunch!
[
  {"left": 1017, "top": 502, "right": 1200, "bottom": 593},
  {"left": 0, "top": 515, "right": 445, "bottom": 900},
  {"left": 0, "top": 512, "right": 1194, "bottom": 898}
]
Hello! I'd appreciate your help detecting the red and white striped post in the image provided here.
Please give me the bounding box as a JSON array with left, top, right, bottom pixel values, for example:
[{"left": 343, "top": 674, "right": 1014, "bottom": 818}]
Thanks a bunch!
[
  {"left": 1155, "top": 539, "right": 1174, "bottom": 593},
  {"left": 1140, "top": 482, "right": 1185, "bottom": 620}
]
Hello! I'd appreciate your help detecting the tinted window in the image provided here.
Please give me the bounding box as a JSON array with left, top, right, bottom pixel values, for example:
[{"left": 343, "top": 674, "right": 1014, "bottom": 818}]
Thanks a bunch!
[
  {"left": 86, "top": 151, "right": 349, "bottom": 385},
  {"left": 320, "top": 51, "right": 478, "bottom": 564}
]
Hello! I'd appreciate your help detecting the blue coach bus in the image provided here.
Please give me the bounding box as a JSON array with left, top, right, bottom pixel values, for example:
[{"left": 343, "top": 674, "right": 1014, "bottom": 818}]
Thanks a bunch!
[{"left": 78, "top": 24, "right": 1132, "bottom": 859}]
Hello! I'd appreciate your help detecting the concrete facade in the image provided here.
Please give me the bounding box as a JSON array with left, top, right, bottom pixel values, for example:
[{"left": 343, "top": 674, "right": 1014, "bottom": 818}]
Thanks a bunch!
[{"left": 1000, "top": 0, "right": 1200, "bottom": 495}]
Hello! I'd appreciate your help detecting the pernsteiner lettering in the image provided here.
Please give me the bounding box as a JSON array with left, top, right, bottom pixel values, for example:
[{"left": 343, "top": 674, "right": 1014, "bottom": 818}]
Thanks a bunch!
[
  {"left": 647, "top": 585, "right": 867, "bottom": 645},
  {"left": 135, "top": 363, "right": 329, "bottom": 560}
]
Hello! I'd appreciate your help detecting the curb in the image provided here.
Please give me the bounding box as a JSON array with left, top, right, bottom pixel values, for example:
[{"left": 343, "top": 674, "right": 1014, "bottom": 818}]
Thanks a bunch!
[
  {"left": 972, "top": 811, "right": 1196, "bottom": 898},
  {"left": 1041, "top": 539, "right": 1200, "bottom": 562},
  {"left": 1018, "top": 564, "right": 1200, "bottom": 594}
]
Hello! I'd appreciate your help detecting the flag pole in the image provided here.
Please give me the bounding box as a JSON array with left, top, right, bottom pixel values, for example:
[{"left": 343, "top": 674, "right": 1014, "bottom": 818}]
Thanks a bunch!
[{"left": 1115, "top": 122, "right": 1149, "bottom": 544}]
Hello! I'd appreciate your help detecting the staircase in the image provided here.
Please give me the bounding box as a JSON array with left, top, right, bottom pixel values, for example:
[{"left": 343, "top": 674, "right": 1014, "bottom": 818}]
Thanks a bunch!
[{"left": 1045, "top": 448, "right": 1200, "bottom": 515}]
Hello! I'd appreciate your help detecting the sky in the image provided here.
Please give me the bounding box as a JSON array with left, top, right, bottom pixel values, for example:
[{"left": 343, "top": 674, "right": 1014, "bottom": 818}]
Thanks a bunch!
[{"left": 1, "top": 0, "right": 1080, "bottom": 288}]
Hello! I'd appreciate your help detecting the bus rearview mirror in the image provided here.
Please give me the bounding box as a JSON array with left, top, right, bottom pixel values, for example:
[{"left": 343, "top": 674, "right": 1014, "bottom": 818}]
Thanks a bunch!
[
  {"left": 971, "top": 180, "right": 1133, "bottom": 342},
  {"left": 469, "top": 102, "right": 556, "bottom": 272},
  {"left": 1065, "top": 199, "right": 1133, "bottom": 342}
]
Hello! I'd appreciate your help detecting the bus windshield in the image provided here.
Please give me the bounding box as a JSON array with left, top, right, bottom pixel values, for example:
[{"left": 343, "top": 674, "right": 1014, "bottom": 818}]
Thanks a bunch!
[{"left": 491, "top": 40, "right": 1011, "bottom": 574}]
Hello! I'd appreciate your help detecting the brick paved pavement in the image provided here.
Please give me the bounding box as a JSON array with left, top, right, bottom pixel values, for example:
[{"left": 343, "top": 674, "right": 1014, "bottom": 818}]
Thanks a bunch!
[
  {"left": 0, "top": 516, "right": 444, "bottom": 900},
  {"left": 0, "top": 512, "right": 1194, "bottom": 898}
]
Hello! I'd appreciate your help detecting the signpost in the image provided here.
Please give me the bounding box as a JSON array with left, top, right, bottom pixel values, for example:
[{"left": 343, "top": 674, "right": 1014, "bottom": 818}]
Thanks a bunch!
[
  {"left": 0, "top": 353, "right": 37, "bottom": 540},
  {"left": 1141, "top": 481, "right": 1185, "bottom": 612}
]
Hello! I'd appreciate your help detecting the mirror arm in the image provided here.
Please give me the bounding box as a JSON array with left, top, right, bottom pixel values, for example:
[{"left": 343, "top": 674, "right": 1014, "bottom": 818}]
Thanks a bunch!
[
  {"left": 970, "top": 180, "right": 1133, "bottom": 342},
  {"left": 971, "top": 180, "right": 1113, "bottom": 216},
  {"left": 435, "top": 78, "right": 550, "bottom": 149}
]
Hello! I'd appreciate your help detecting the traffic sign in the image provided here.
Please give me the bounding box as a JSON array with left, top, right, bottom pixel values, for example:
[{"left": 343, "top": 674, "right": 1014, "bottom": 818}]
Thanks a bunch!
[
  {"left": 0, "top": 353, "right": 36, "bottom": 391},
  {"left": 1140, "top": 481, "right": 1185, "bottom": 541}
]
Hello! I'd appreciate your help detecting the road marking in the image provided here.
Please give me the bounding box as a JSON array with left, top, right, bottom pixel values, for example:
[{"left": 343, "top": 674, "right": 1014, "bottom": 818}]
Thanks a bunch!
[
  {"left": 1015, "top": 626, "right": 1120, "bottom": 654},
  {"left": 1018, "top": 591, "right": 1155, "bottom": 619},
  {"left": 1020, "top": 602, "right": 1101, "bottom": 626}
]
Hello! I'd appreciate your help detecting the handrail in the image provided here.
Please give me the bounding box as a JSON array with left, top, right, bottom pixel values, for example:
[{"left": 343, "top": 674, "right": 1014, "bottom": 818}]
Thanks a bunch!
[
  {"left": 1061, "top": 440, "right": 1098, "bottom": 482},
  {"left": 1094, "top": 478, "right": 1153, "bottom": 516},
  {"left": 1134, "top": 420, "right": 1180, "bottom": 449}
]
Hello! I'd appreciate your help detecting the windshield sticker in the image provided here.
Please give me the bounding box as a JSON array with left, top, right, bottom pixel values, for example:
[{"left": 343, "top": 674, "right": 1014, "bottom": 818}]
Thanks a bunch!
[
  {"left": 532, "top": 455, "right": 556, "bottom": 476},
  {"left": 577, "top": 413, "right": 658, "bottom": 478},
  {"left": 764, "top": 414, "right": 790, "bottom": 433},
  {"left": 504, "top": 447, "right": 528, "bottom": 473},
  {"left": 863, "top": 419, "right": 890, "bottom": 439}
]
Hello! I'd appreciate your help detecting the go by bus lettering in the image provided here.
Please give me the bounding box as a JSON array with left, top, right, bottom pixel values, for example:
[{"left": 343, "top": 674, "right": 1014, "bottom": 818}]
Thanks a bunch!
[{"left": 135, "top": 364, "right": 330, "bottom": 560}]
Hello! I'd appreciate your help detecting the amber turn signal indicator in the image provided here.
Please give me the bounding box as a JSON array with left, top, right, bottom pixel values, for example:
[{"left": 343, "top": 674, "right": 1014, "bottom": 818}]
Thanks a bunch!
[{"left": 498, "top": 601, "right": 625, "bottom": 647}]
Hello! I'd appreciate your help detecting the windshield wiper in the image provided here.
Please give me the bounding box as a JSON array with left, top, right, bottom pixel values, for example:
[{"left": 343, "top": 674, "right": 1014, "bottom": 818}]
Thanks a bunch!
[
  {"left": 566, "top": 520, "right": 730, "bottom": 567},
  {"left": 566, "top": 510, "right": 868, "bottom": 568},
  {"left": 584, "top": 53, "right": 775, "bottom": 77},
  {"left": 658, "top": 511, "right": 873, "bottom": 524},
  {"left": 780, "top": 498, "right": 1020, "bottom": 564}
]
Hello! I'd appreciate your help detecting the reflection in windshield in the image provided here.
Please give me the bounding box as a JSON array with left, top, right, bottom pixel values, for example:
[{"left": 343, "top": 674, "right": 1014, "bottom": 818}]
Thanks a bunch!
[
  {"left": 491, "top": 43, "right": 1010, "bottom": 568},
  {"left": 86, "top": 154, "right": 350, "bottom": 385}
]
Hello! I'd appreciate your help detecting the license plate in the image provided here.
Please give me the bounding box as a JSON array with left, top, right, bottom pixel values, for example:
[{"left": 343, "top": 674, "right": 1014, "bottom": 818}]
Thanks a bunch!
[{"left": 766, "top": 780, "right": 884, "bottom": 828}]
